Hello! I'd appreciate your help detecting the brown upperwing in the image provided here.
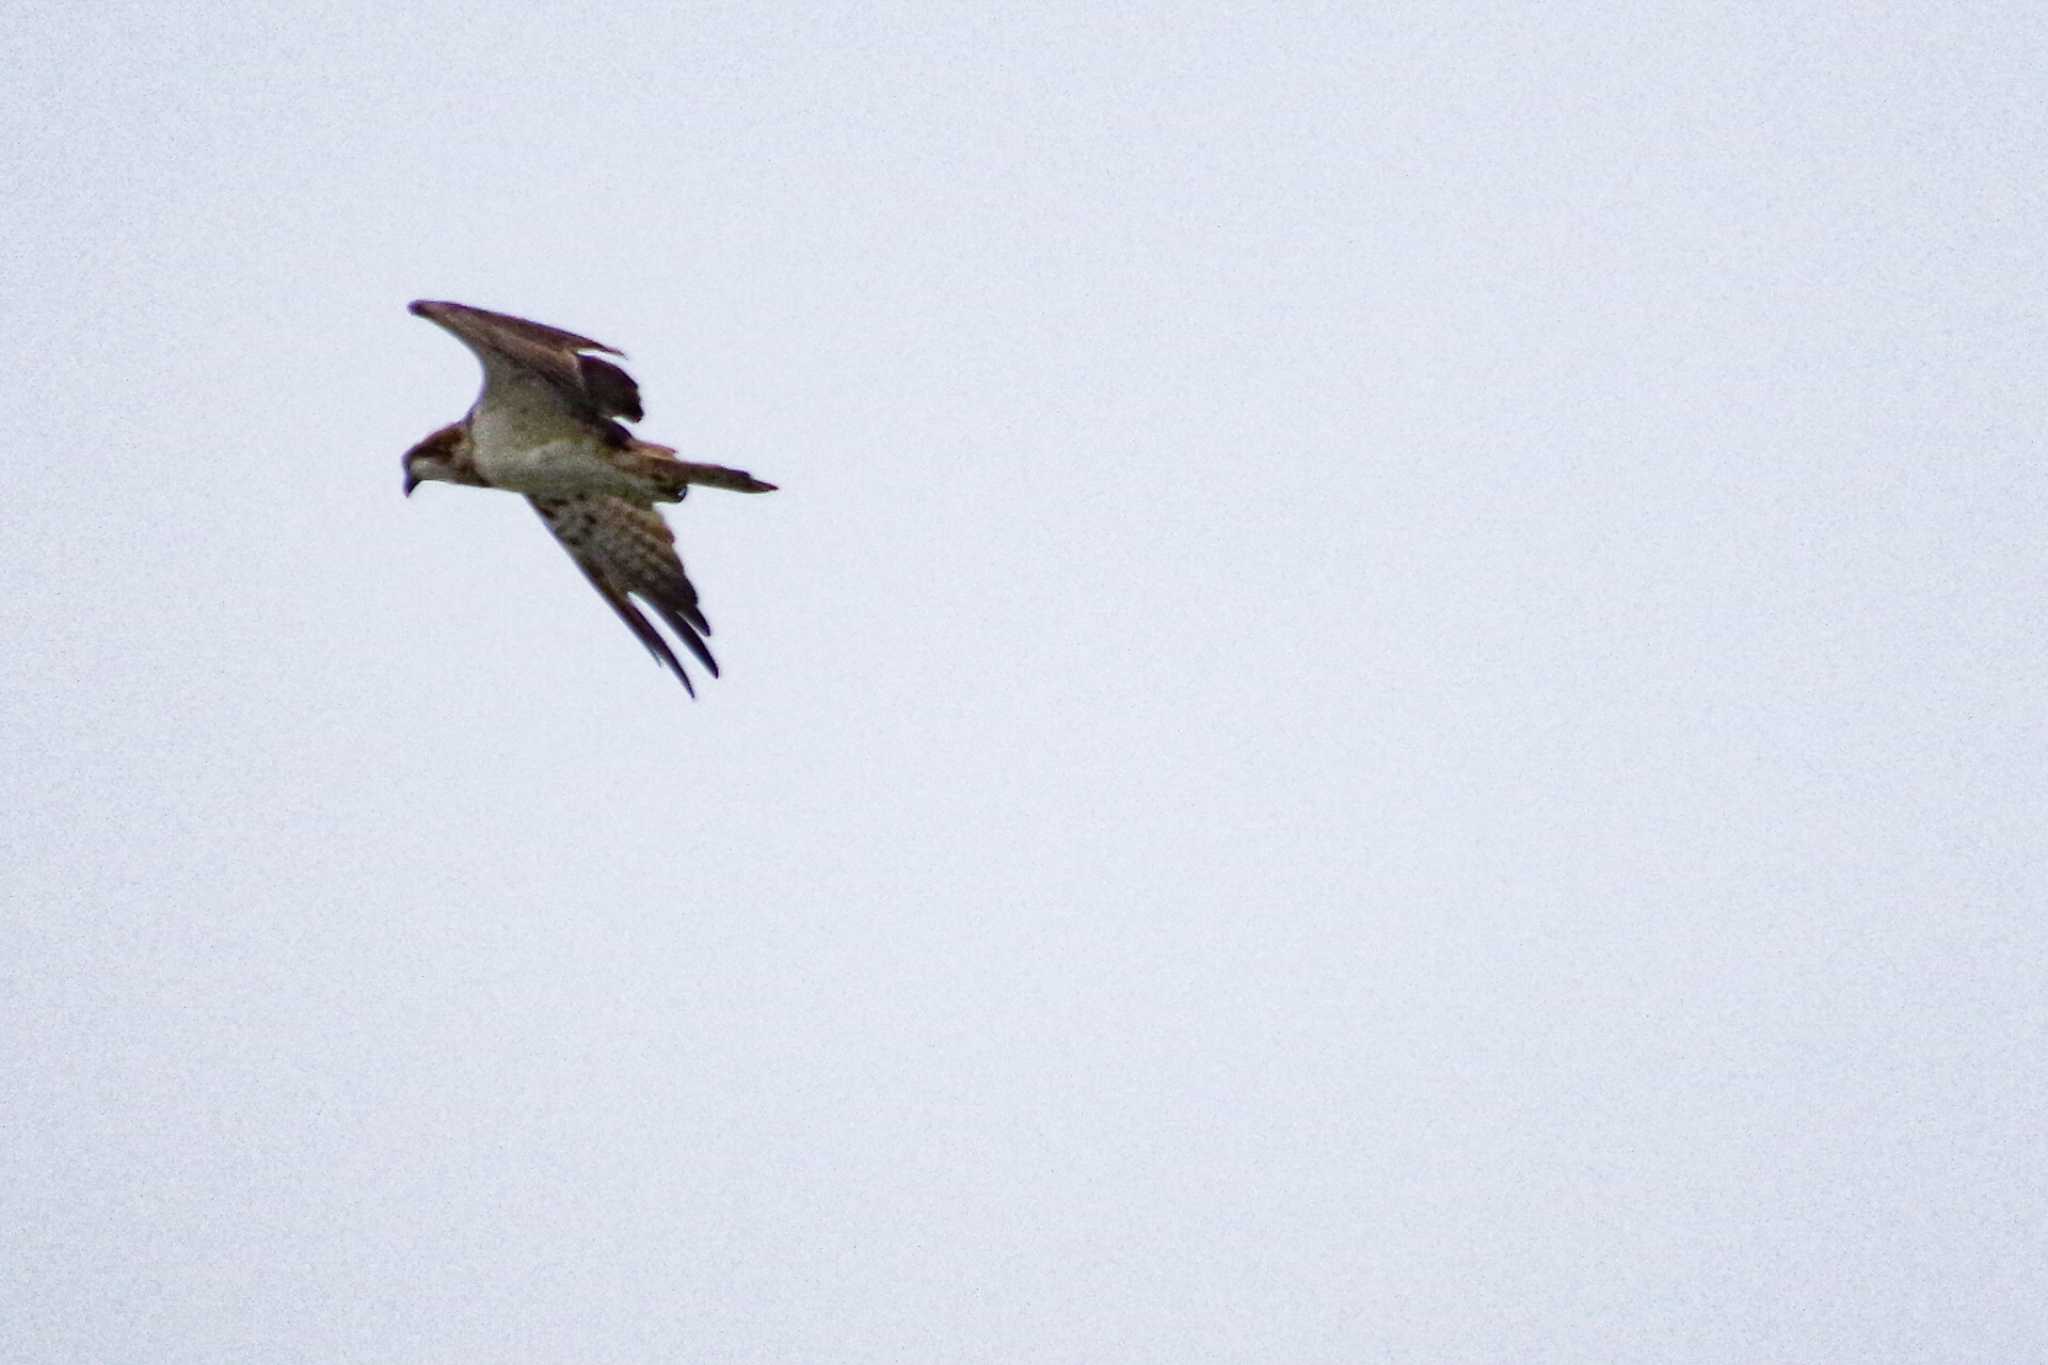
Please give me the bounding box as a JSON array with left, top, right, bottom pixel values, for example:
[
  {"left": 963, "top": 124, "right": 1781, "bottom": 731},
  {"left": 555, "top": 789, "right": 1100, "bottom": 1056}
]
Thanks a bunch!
[{"left": 410, "top": 299, "right": 644, "bottom": 428}]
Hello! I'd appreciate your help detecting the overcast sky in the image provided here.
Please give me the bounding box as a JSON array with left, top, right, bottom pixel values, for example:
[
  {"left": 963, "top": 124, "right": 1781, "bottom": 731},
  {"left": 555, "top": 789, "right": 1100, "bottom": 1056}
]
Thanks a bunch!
[{"left": 5, "top": 3, "right": 2044, "bottom": 1360}]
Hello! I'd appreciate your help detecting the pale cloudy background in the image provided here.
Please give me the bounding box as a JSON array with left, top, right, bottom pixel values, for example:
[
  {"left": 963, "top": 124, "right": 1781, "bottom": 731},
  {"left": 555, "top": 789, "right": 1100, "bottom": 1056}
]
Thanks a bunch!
[{"left": 4, "top": 3, "right": 2044, "bottom": 1360}]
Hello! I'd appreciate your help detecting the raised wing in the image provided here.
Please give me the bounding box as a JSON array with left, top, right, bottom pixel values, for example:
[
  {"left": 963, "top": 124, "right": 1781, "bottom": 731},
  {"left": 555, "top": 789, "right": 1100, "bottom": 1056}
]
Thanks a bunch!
[
  {"left": 531, "top": 495, "right": 719, "bottom": 695},
  {"left": 410, "top": 299, "right": 644, "bottom": 435}
]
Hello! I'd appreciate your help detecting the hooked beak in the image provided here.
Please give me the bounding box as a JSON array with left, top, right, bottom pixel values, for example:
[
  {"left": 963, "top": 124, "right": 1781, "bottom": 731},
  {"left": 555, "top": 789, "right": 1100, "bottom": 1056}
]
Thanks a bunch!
[{"left": 402, "top": 468, "right": 419, "bottom": 497}]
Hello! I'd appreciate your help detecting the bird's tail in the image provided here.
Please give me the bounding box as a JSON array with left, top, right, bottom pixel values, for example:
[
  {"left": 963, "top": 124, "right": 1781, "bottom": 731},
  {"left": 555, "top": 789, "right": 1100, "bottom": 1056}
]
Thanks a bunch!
[
  {"left": 630, "top": 444, "right": 778, "bottom": 497},
  {"left": 667, "top": 460, "right": 778, "bottom": 494}
]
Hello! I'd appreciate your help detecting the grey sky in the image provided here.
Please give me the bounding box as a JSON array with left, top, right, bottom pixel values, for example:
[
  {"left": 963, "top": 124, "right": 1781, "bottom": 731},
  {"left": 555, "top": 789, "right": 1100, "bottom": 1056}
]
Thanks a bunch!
[{"left": 5, "top": 3, "right": 2044, "bottom": 1359}]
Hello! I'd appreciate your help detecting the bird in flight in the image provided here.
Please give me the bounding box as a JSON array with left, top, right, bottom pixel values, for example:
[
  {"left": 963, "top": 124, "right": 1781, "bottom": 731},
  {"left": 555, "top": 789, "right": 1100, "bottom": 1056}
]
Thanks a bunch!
[{"left": 402, "top": 300, "right": 775, "bottom": 696}]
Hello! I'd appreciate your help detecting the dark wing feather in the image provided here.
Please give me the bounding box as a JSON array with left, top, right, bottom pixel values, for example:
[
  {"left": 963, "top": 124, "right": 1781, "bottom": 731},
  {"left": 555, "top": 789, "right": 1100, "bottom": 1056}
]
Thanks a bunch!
[
  {"left": 410, "top": 299, "right": 624, "bottom": 355},
  {"left": 578, "top": 355, "right": 644, "bottom": 422},
  {"left": 531, "top": 495, "right": 718, "bottom": 695}
]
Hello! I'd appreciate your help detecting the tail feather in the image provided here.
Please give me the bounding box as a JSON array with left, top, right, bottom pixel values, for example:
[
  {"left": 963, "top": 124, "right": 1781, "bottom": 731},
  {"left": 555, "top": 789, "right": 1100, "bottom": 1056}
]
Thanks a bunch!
[
  {"left": 667, "top": 460, "right": 778, "bottom": 494},
  {"left": 626, "top": 443, "right": 777, "bottom": 498}
]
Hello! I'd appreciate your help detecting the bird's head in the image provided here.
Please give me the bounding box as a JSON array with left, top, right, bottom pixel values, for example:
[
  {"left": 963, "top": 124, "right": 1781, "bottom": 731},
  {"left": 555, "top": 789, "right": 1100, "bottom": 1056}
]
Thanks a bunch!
[{"left": 401, "top": 422, "right": 480, "bottom": 496}]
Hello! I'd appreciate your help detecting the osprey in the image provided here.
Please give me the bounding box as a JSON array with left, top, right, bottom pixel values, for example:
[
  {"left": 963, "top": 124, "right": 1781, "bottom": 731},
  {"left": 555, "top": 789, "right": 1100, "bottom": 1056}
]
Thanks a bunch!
[{"left": 401, "top": 300, "right": 775, "bottom": 696}]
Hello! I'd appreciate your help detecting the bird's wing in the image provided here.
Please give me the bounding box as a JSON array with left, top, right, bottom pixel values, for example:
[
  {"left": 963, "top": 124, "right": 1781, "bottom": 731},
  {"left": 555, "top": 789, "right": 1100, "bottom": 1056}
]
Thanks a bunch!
[
  {"left": 410, "top": 299, "right": 644, "bottom": 430},
  {"left": 531, "top": 495, "right": 718, "bottom": 695}
]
